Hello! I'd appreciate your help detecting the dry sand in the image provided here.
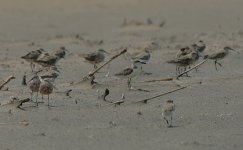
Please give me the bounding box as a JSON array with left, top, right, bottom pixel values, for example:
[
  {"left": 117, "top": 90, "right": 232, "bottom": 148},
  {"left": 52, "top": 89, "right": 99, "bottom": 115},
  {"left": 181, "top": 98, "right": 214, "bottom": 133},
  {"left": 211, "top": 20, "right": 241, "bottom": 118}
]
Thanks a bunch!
[{"left": 0, "top": 0, "right": 243, "bottom": 149}]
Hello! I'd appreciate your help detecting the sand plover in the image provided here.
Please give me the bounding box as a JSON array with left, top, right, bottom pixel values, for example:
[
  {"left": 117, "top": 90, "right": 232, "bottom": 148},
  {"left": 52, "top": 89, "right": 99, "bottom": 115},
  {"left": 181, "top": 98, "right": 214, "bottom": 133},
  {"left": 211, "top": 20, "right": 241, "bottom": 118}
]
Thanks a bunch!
[
  {"left": 28, "top": 75, "right": 41, "bottom": 105},
  {"left": 162, "top": 99, "right": 175, "bottom": 128},
  {"left": 82, "top": 49, "right": 109, "bottom": 69},
  {"left": 52, "top": 46, "right": 68, "bottom": 59},
  {"left": 21, "top": 48, "right": 45, "bottom": 71},
  {"left": 131, "top": 50, "right": 151, "bottom": 74},
  {"left": 167, "top": 50, "right": 199, "bottom": 76},
  {"left": 192, "top": 40, "right": 206, "bottom": 53},
  {"left": 115, "top": 60, "right": 145, "bottom": 90},
  {"left": 204, "top": 46, "right": 234, "bottom": 70},
  {"left": 35, "top": 54, "right": 62, "bottom": 68},
  {"left": 38, "top": 76, "right": 56, "bottom": 106}
]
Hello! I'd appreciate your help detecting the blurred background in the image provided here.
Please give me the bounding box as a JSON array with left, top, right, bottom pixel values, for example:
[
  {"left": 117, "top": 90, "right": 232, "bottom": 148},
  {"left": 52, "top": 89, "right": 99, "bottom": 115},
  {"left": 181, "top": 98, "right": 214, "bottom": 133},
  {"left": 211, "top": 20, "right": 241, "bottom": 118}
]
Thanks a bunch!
[{"left": 0, "top": 0, "right": 243, "bottom": 42}]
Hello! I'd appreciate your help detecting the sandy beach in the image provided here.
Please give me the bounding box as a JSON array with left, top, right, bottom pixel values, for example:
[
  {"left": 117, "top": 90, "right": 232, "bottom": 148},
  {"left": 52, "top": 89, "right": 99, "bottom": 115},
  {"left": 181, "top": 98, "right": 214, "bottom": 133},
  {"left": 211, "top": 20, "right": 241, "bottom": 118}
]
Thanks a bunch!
[{"left": 0, "top": 0, "right": 243, "bottom": 149}]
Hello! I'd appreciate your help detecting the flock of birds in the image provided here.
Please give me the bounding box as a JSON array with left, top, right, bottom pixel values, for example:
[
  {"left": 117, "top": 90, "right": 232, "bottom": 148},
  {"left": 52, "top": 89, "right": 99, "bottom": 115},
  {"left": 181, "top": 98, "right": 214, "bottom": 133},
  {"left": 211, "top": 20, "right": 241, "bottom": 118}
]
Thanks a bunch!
[{"left": 20, "top": 40, "right": 235, "bottom": 127}]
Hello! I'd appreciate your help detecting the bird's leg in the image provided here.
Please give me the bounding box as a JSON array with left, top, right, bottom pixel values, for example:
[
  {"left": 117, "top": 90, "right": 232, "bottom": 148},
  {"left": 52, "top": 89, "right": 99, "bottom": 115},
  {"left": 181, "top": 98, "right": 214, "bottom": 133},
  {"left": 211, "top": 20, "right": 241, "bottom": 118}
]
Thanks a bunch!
[
  {"left": 216, "top": 61, "right": 222, "bottom": 67},
  {"left": 169, "top": 115, "right": 173, "bottom": 128},
  {"left": 127, "top": 78, "right": 132, "bottom": 90},
  {"left": 94, "top": 64, "right": 97, "bottom": 69},
  {"left": 214, "top": 60, "right": 218, "bottom": 70},
  {"left": 176, "top": 66, "right": 178, "bottom": 75},
  {"left": 30, "top": 91, "right": 33, "bottom": 101},
  {"left": 36, "top": 92, "right": 39, "bottom": 106},
  {"left": 163, "top": 117, "right": 169, "bottom": 126},
  {"left": 42, "top": 94, "right": 43, "bottom": 103},
  {"left": 47, "top": 95, "right": 50, "bottom": 106},
  {"left": 30, "top": 62, "right": 33, "bottom": 72}
]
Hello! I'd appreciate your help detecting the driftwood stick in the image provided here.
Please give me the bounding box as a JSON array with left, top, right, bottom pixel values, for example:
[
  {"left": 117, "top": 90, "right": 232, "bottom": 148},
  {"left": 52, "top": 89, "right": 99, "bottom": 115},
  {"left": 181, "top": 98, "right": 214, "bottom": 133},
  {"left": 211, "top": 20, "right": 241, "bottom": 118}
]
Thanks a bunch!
[
  {"left": 0, "top": 76, "right": 15, "bottom": 90},
  {"left": 101, "top": 100, "right": 125, "bottom": 107},
  {"left": 86, "top": 49, "right": 127, "bottom": 78},
  {"left": 142, "top": 77, "right": 173, "bottom": 83},
  {"left": 177, "top": 58, "right": 209, "bottom": 79},
  {"left": 133, "top": 86, "right": 188, "bottom": 104}
]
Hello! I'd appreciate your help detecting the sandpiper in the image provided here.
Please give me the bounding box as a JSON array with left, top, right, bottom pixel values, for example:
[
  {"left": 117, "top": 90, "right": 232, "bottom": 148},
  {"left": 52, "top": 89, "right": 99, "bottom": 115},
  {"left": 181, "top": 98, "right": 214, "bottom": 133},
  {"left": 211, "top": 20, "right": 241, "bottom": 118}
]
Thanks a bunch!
[
  {"left": 115, "top": 60, "right": 145, "bottom": 90},
  {"left": 162, "top": 99, "right": 175, "bottom": 128},
  {"left": 35, "top": 54, "right": 61, "bottom": 68},
  {"left": 131, "top": 50, "right": 151, "bottom": 74},
  {"left": 21, "top": 48, "right": 45, "bottom": 71},
  {"left": 192, "top": 40, "right": 206, "bottom": 53},
  {"left": 38, "top": 76, "right": 56, "bottom": 106},
  {"left": 52, "top": 46, "right": 68, "bottom": 59},
  {"left": 167, "top": 50, "right": 199, "bottom": 76},
  {"left": 27, "top": 75, "right": 41, "bottom": 105},
  {"left": 83, "top": 49, "right": 109, "bottom": 68},
  {"left": 204, "top": 46, "right": 234, "bottom": 70}
]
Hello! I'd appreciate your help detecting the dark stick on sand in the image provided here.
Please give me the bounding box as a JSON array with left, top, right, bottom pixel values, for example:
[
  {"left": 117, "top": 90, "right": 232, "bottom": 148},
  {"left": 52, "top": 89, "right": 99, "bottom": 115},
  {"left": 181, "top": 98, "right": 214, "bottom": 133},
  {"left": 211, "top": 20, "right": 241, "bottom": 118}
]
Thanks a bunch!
[
  {"left": 101, "top": 100, "right": 125, "bottom": 107},
  {"left": 142, "top": 77, "right": 173, "bottom": 83},
  {"left": 132, "top": 86, "right": 188, "bottom": 104},
  {"left": 0, "top": 76, "right": 15, "bottom": 90},
  {"left": 176, "top": 58, "right": 209, "bottom": 79}
]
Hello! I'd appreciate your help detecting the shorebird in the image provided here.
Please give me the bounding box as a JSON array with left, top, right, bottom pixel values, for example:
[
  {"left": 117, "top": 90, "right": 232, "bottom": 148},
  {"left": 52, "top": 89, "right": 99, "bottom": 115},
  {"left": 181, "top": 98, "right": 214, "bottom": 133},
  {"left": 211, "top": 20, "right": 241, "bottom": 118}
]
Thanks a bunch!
[
  {"left": 21, "top": 48, "right": 45, "bottom": 71},
  {"left": 204, "top": 46, "right": 234, "bottom": 70},
  {"left": 38, "top": 76, "right": 56, "bottom": 106},
  {"left": 162, "top": 99, "right": 175, "bottom": 128},
  {"left": 167, "top": 50, "right": 199, "bottom": 76},
  {"left": 192, "top": 40, "right": 206, "bottom": 53},
  {"left": 82, "top": 49, "right": 109, "bottom": 68},
  {"left": 115, "top": 60, "right": 145, "bottom": 90},
  {"left": 35, "top": 54, "right": 61, "bottom": 68},
  {"left": 27, "top": 75, "right": 41, "bottom": 105},
  {"left": 141, "top": 41, "right": 160, "bottom": 51},
  {"left": 175, "top": 47, "right": 191, "bottom": 59},
  {"left": 130, "top": 50, "right": 151, "bottom": 74},
  {"left": 52, "top": 46, "right": 68, "bottom": 59}
]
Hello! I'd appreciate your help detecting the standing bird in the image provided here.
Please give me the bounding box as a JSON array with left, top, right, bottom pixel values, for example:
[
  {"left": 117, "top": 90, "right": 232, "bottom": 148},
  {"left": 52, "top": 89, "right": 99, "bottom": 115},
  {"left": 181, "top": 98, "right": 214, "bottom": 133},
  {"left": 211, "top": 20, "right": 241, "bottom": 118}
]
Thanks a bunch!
[
  {"left": 192, "top": 40, "right": 206, "bottom": 53},
  {"left": 27, "top": 75, "right": 41, "bottom": 105},
  {"left": 52, "top": 46, "right": 68, "bottom": 59},
  {"left": 82, "top": 49, "right": 109, "bottom": 68},
  {"left": 204, "top": 46, "right": 234, "bottom": 70},
  {"left": 162, "top": 100, "right": 175, "bottom": 128},
  {"left": 115, "top": 60, "right": 145, "bottom": 90},
  {"left": 167, "top": 50, "right": 199, "bottom": 76},
  {"left": 131, "top": 50, "right": 151, "bottom": 74},
  {"left": 38, "top": 76, "right": 56, "bottom": 106},
  {"left": 35, "top": 54, "right": 61, "bottom": 68},
  {"left": 21, "top": 48, "right": 45, "bottom": 72}
]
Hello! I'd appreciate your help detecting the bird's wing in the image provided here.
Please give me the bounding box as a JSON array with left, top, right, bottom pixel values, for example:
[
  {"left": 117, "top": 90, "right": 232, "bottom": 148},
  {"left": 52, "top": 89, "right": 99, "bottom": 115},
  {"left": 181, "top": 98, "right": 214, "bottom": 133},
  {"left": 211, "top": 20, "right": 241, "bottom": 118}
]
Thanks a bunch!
[
  {"left": 207, "top": 50, "right": 226, "bottom": 59},
  {"left": 115, "top": 68, "right": 133, "bottom": 76},
  {"left": 84, "top": 52, "right": 97, "bottom": 61}
]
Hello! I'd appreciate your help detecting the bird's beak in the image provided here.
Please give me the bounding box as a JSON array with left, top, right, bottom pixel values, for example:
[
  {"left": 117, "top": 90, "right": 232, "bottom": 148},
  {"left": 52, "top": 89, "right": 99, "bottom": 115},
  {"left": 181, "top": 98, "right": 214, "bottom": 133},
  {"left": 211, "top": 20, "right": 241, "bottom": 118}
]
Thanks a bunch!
[{"left": 140, "top": 61, "right": 146, "bottom": 64}]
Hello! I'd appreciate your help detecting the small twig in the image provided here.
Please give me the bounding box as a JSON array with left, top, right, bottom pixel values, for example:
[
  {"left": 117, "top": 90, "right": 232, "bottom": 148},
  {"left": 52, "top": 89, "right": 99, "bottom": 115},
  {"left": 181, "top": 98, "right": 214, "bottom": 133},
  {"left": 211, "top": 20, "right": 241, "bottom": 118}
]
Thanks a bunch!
[
  {"left": 83, "top": 49, "right": 127, "bottom": 79},
  {"left": 132, "top": 86, "right": 188, "bottom": 104},
  {"left": 177, "top": 58, "right": 209, "bottom": 79},
  {"left": 142, "top": 77, "right": 173, "bottom": 83},
  {"left": 0, "top": 120, "right": 29, "bottom": 126},
  {"left": 101, "top": 100, "right": 125, "bottom": 107},
  {"left": 0, "top": 76, "right": 15, "bottom": 90}
]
